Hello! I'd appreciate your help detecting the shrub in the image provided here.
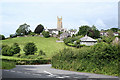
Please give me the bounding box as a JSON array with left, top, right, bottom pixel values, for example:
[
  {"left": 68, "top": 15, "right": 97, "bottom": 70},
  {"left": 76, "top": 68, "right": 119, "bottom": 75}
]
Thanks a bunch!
[
  {"left": 0, "top": 34, "right": 5, "bottom": 40},
  {"left": 10, "top": 43, "right": 20, "bottom": 55},
  {"left": 63, "top": 36, "right": 83, "bottom": 47},
  {"left": 20, "top": 53, "right": 26, "bottom": 58},
  {"left": 29, "top": 32, "right": 36, "bottom": 36},
  {"left": 2, "top": 45, "right": 10, "bottom": 56},
  {"left": 76, "top": 40, "right": 80, "bottom": 44},
  {"left": 23, "top": 42, "right": 37, "bottom": 55},
  {"left": 10, "top": 34, "right": 17, "bottom": 38},
  {"left": 67, "top": 43, "right": 76, "bottom": 47},
  {"left": 13, "top": 53, "right": 21, "bottom": 57},
  {"left": 51, "top": 43, "right": 119, "bottom": 76},
  {"left": 38, "top": 50, "right": 46, "bottom": 56},
  {"left": 2, "top": 45, "right": 14, "bottom": 56},
  {"left": 42, "top": 31, "right": 50, "bottom": 38}
]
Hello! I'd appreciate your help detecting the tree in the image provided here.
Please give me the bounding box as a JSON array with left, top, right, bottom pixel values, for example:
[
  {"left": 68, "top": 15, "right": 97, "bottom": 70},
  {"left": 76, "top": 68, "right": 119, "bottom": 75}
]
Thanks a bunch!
[
  {"left": 23, "top": 42, "right": 37, "bottom": 55},
  {"left": 77, "top": 25, "right": 91, "bottom": 36},
  {"left": 77, "top": 25, "right": 100, "bottom": 38},
  {"left": 42, "top": 31, "right": 50, "bottom": 38},
  {"left": 107, "top": 30, "right": 114, "bottom": 37},
  {"left": 91, "top": 25, "right": 97, "bottom": 30},
  {"left": 0, "top": 34, "right": 5, "bottom": 40},
  {"left": 110, "top": 28, "right": 118, "bottom": 32},
  {"left": 34, "top": 24, "right": 44, "bottom": 34},
  {"left": 16, "top": 23, "right": 31, "bottom": 36},
  {"left": 94, "top": 29, "right": 100, "bottom": 38}
]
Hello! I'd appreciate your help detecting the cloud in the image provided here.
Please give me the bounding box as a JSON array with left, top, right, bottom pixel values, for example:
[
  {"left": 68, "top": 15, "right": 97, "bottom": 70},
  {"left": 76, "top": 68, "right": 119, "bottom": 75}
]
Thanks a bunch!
[{"left": 0, "top": 1, "right": 117, "bottom": 37}]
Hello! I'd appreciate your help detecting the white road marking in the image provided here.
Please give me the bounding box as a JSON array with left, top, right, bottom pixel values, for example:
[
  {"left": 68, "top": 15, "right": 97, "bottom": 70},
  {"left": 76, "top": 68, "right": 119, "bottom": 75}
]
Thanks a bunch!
[
  {"left": 44, "top": 71, "right": 58, "bottom": 77},
  {"left": 4, "top": 70, "right": 9, "bottom": 71},
  {"left": 56, "top": 76, "right": 65, "bottom": 78},
  {"left": 47, "top": 74, "right": 57, "bottom": 77},
  {"left": 44, "top": 71, "right": 53, "bottom": 75}
]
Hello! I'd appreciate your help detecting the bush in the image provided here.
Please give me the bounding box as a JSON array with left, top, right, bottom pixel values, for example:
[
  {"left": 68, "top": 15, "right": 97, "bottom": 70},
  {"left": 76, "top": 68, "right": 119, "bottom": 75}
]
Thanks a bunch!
[
  {"left": 2, "top": 45, "right": 14, "bottom": 56},
  {"left": 10, "top": 43, "right": 20, "bottom": 55},
  {"left": 63, "top": 36, "right": 83, "bottom": 47},
  {"left": 76, "top": 40, "right": 80, "bottom": 44},
  {"left": 2, "top": 43, "right": 20, "bottom": 56},
  {"left": 2, "top": 58, "right": 51, "bottom": 65},
  {"left": 0, "top": 34, "right": 5, "bottom": 40},
  {"left": 2, "top": 45, "right": 10, "bottom": 56},
  {"left": 51, "top": 43, "right": 119, "bottom": 76},
  {"left": 42, "top": 31, "right": 50, "bottom": 38},
  {"left": 29, "top": 32, "right": 36, "bottom": 36},
  {"left": 23, "top": 42, "right": 37, "bottom": 55},
  {"left": 67, "top": 43, "right": 76, "bottom": 47},
  {"left": 38, "top": 50, "right": 46, "bottom": 56},
  {"left": 10, "top": 34, "right": 17, "bottom": 38},
  {"left": 13, "top": 53, "right": 21, "bottom": 57},
  {"left": 20, "top": 53, "right": 26, "bottom": 58}
]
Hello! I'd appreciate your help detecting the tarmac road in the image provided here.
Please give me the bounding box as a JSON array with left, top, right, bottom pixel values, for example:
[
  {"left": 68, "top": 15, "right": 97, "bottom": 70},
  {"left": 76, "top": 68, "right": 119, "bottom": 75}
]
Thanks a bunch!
[{"left": 1, "top": 64, "right": 119, "bottom": 80}]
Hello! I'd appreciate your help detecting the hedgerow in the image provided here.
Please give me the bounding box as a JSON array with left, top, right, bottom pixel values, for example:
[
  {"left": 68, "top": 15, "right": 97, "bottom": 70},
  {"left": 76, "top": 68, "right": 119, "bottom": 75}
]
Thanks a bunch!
[{"left": 51, "top": 42, "right": 119, "bottom": 76}]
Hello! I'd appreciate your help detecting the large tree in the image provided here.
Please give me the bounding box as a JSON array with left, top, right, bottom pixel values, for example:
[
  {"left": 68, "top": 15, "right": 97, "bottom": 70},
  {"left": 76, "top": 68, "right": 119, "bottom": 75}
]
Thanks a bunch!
[
  {"left": 77, "top": 25, "right": 100, "bottom": 38},
  {"left": 34, "top": 24, "right": 44, "bottom": 34},
  {"left": 16, "top": 23, "right": 31, "bottom": 36},
  {"left": 77, "top": 25, "right": 91, "bottom": 36},
  {"left": 110, "top": 28, "right": 119, "bottom": 32}
]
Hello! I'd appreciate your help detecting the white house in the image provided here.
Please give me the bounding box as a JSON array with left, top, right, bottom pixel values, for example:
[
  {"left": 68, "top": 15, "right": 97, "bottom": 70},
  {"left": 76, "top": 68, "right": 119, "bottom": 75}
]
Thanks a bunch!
[
  {"left": 68, "top": 30, "right": 78, "bottom": 37},
  {"left": 80, "top": 35, "right": 97, "bottom": 46},
  {"left": 113, "top": 32, "right": 119, "bottom": 36}
]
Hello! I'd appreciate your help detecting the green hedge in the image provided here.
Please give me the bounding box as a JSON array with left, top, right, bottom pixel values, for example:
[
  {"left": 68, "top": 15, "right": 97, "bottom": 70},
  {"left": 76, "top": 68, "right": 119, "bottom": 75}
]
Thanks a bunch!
[
  {"left": 2, "top": 58, "right": 51, "bottom": 65},
  {"left": 51, "top": 43, "right": 119, "bottom": 76}
]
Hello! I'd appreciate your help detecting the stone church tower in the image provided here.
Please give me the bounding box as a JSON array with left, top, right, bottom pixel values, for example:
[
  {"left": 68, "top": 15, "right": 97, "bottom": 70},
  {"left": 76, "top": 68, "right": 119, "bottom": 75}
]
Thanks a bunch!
[{"left": 57, "top": 16, "right": 62, "bottom": 30}]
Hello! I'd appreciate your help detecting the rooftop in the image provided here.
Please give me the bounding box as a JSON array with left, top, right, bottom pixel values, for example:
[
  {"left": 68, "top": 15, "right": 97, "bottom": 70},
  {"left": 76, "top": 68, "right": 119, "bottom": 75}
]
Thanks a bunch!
[{"left": 80, "top": 35, "right": 97, "bottom": 42}]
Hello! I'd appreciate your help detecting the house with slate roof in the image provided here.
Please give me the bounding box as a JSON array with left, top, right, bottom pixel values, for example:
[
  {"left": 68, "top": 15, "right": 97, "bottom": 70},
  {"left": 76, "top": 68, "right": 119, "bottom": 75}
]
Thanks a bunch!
[
  {"left": 59, "top": 32, "right": 71, "bottom": 40},
  {"left": 80, "top": 35, "right": 97, "bottom": 46}
]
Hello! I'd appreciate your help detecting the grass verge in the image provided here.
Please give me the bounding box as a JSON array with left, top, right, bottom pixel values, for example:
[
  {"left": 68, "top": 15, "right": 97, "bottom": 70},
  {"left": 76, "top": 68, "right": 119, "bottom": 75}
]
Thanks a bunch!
[{"left": 1, "top": 60, "right": 16, "bottom": 69}]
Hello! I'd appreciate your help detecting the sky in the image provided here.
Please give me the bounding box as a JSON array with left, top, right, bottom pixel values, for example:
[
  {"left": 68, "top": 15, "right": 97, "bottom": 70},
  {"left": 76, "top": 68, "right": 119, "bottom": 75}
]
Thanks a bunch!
[{"left": 0, "top": 0, "right": 119, "bottom": 37}]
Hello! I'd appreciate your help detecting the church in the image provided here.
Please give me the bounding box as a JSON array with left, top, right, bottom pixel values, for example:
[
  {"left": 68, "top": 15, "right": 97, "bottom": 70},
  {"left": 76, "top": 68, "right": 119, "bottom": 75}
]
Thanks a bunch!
[{"left": 45, "top": 16, "right": 66, "bottom": 35}]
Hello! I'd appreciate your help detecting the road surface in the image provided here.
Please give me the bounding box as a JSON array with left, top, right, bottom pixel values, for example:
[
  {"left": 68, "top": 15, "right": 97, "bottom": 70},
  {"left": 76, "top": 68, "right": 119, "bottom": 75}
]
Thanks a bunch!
[{"left": 1, "top": 64, "right": 119, "bottom": 80}]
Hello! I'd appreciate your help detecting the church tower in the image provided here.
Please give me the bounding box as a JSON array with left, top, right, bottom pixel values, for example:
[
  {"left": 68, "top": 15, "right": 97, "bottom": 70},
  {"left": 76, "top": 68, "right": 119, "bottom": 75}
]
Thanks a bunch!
[{"left": 57, "top": 16, "right": 62, "bottom": 30}]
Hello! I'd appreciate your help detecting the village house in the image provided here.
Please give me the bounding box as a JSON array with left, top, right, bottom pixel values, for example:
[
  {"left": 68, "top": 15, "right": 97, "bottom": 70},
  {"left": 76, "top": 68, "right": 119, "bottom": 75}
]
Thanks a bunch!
[
  {"left": 59, "top": 32, "right": 71, "bottom": 40},
  {"left": 100, "top": 32, "right": 119, "bottom": 36},
  {"left": 68, "top": 30, "right": 78, "bottom": 37},
  {"left": 80, "top": 35, "right": 97, "bottom": 46}
]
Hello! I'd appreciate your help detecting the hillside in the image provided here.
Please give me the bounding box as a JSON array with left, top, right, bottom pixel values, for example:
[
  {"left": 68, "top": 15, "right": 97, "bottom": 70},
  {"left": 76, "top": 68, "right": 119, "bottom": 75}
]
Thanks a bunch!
[{"left": 2, "top": 36, "right": 70, "bottom": 58}]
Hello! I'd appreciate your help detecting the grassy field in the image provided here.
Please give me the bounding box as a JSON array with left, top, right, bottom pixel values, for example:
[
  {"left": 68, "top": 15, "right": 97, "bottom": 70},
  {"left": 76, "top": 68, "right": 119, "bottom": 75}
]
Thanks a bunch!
[{"left": 2, "top": 36, "right": 72, "bottom": 58}]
